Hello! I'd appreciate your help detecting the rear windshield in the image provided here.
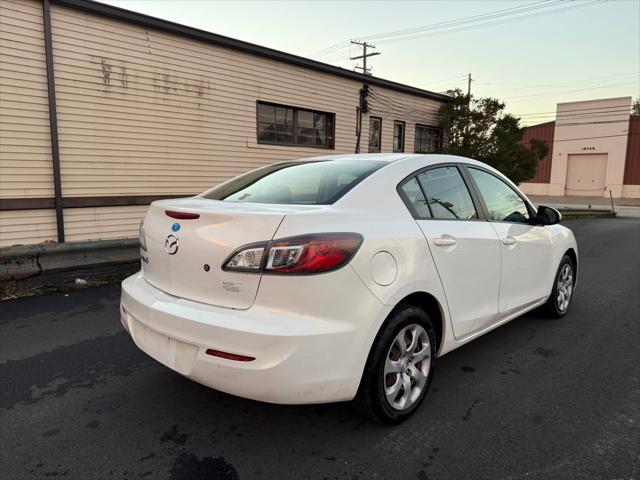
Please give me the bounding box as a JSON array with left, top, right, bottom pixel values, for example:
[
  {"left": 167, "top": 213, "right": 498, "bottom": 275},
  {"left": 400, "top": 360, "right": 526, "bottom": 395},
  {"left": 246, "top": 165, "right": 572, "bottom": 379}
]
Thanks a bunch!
[{"left": 202, "top": 160, "right": 384, "bottom": 205}]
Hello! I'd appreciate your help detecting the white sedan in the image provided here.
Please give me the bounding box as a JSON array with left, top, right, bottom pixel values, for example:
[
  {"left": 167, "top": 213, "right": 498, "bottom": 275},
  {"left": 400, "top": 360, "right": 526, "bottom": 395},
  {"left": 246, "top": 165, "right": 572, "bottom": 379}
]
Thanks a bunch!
[{"left": 120, "top": 154, "right": 577, "bottom": 423}]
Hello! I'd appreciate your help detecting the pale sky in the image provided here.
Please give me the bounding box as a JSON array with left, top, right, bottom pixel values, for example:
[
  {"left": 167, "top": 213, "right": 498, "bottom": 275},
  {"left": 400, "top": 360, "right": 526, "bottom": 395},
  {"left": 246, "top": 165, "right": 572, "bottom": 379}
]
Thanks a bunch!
[{"left": 99, "top": 0, "right": 640, "bottom": 125}]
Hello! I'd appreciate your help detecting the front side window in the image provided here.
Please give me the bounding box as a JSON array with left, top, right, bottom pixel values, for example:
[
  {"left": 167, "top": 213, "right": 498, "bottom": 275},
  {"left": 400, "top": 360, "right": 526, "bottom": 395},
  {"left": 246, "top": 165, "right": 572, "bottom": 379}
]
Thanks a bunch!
[
  {"left": 414, "top": 125, "right": 441, "bottom": 154},
  {"left": 369, "top": 116, "right": 381, "bottom": 152},
  {"left": 417, "top": 166, "right": 477, "bottom": 220},
  {"left": 399, "top": 177, "right": 431, "bottom": 218},
  {"left": 203, "top": 160, "right": 383, "bottom": 205},
  {"left": 469, "top": 168, "right": 530, "bottom": 223},
  {"left": 257, "top": 102, "right": 334, "bottom": 148},
  {"left": 393, "top": 121, "right": 405, "bottom": 152}
]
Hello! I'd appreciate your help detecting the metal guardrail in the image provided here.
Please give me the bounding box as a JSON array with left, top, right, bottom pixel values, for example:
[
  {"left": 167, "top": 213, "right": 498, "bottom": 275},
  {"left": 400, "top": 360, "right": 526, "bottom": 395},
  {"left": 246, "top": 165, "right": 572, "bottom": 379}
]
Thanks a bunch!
[{"left": 0, "top": 239, "right": 139, "bottom": 282}]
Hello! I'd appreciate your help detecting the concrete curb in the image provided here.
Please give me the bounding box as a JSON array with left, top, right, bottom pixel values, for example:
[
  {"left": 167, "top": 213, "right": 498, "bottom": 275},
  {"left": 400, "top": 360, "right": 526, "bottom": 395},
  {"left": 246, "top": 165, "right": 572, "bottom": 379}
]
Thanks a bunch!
[{"left": 0, "top": 239, "right": 139, "bottom": 281}]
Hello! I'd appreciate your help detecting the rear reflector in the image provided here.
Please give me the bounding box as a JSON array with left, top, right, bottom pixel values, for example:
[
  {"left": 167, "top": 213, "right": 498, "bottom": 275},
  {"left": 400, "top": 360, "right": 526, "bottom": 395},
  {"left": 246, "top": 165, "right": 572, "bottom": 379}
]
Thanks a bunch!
[
  {"left": 205, "top": 348, "right": 255, "bottom": 362},
  {"left": 165, "top": 210, "right": 200, "bottom": 220}
]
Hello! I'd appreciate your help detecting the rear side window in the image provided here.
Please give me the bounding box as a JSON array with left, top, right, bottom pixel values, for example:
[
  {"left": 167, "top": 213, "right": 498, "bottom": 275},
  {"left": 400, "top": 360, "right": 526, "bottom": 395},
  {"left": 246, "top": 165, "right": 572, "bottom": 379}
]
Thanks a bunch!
[
  {"left": 399, "top": 178, "right": 431, "bottom": 218},
  {"left": 468, "top": 168, "right": 530, "bottom": 223},
  {"left": 202, "top": 160, "right": 384, "bottom": 205},
  {"left": 417, "top": 167, "right": 478, "bottom": 220}
]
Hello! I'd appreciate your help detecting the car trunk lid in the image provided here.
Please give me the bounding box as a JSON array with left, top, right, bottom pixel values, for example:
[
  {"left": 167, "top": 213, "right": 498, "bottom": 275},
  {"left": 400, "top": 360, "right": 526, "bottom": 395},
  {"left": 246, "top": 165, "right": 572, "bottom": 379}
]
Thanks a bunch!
[{"left": 141, "top": 197, "right": 321, "bottom": 309}]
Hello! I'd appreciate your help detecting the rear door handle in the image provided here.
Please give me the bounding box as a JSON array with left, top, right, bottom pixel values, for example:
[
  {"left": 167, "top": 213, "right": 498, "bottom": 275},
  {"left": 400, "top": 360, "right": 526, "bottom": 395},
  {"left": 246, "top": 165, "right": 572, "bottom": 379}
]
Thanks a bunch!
[
  {"left": 433, "top": 236, "right": 457, "bottom": 247},
  {"left": 502, "top": 236, "right": 516, "bottom": 246}
]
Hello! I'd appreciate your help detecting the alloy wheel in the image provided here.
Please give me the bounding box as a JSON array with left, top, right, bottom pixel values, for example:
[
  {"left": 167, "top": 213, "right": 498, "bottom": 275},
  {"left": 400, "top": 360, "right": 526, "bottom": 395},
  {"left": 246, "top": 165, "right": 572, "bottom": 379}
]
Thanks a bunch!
[
  {"left": 556, "top": 263, "right": 573, "bottom": 313},
  {"left": 384, "top": 324, "right": 432, "bottom": 411}
]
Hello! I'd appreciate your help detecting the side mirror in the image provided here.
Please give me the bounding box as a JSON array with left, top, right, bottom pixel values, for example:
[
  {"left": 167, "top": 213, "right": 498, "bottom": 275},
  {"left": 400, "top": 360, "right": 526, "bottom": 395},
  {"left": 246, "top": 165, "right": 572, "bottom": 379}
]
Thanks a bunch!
[{"left": 532, "top": 205, "right": 561, "bottom": 226}]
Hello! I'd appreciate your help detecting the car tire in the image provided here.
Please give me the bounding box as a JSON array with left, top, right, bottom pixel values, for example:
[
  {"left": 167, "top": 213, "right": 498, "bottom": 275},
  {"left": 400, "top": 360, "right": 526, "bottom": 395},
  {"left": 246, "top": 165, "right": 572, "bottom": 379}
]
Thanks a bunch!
[
  {"left": 354, "top": 304, "right": 437, "bottom": 424},
  {"left": 544, "top": 254, "right": 575, "bottom": 318}
]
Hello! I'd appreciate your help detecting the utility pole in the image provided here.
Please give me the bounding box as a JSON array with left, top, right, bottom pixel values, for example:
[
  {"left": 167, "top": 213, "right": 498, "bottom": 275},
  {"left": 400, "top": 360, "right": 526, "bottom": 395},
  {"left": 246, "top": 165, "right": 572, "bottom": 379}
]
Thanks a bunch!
[
  {"left": 350, "top": 40, "right": 380, "bottom": 76},
  {"left": 464, "top": 73, "right": 472, "bottom": 153}
]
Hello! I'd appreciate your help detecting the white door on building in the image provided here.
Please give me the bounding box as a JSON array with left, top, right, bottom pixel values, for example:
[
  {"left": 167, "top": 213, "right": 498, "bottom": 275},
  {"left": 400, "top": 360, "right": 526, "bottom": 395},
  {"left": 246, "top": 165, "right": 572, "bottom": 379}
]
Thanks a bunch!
[{"left": 565, "top": 153, "right": 608, "bottom": 196}]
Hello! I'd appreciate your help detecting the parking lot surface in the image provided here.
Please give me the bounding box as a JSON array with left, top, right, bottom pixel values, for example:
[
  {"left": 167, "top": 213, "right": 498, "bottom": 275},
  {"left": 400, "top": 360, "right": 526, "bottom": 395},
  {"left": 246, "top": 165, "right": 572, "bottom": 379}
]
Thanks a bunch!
[{"left": 1, "top": 218, "right": 639, "bottom": 480}]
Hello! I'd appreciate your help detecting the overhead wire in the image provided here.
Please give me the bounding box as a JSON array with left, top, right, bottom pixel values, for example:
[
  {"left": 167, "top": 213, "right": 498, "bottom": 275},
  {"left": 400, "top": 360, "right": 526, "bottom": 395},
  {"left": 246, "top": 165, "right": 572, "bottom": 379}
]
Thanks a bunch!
[
  {"left": 517, "top": 109, "right": 634, "bottom": 121},
  {"left": 477, "top": 72, "right": 639, "bottom": 95},
  {"left": 369, "top": 1, "right": 600, "bottom": 45},
  {"left": 360, "top": 0, "right": 570, "bottom": 42},
  {"left": 515, "top": 104, "right": 637, "bottom": 116},
  {"left": 307, "top": 0, "right": 598, "bottom": 65},
  {"left": 308, "top": 40, "right": 351, "bottom": 59},
  {"left": 504, "top": 80, "right": 639, "bottom": 101}
]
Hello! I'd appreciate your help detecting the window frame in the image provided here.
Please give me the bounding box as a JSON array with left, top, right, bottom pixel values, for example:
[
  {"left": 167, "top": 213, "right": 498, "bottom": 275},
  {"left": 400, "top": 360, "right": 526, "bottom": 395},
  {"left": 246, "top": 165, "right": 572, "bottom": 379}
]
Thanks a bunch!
[
  {"left": 397, "top": 176, "right": 431, "bottom": 219},
  {"left": 460, "top": 164, "right": 537, "bottom": 224},
  {"left": 368, "top": 116, "right": 382, "bottom": 153},
  {"left": 396, "top": 163, "right": 486, "bottom": 222},
  {"left": 393, "top": 120, "right": 405, "bottom": 153},
  {"left": 414, "top": 124, "right": 443, "bottom": 154},
  {"left": 256, "top": 101, "right": 335, "bottom": 149}
]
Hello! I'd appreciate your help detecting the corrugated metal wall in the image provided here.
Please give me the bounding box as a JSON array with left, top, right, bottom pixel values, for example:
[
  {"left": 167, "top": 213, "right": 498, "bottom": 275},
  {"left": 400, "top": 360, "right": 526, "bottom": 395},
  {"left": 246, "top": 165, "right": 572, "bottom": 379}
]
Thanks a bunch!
[
  {"left": 0, "top": 0, "right": 444, "bottom": 247},
  {"left": 0, "top": 0, "right": 58, "bottom": 246},
  {"left": 623, "top": 116, "right": 640, "bottom": 185},
  {"left": 521, "top": 121, "right": 554, "bottom": 183},
  {"left": 49, "top": 3, "right": 442, "bottom": 199}
]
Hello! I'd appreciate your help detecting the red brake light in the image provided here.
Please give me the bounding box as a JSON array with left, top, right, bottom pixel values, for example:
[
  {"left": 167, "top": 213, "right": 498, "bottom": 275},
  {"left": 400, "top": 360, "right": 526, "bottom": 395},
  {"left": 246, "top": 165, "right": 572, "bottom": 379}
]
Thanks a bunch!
[
  {"left": 165, "top": 210, "right": 200, "bottom": 220},
  {"left": 266, "top": 233, "right": 363, "bottom": 273},
  {"left": 222, "top": 233, "right": 363, "bottom": 274}
]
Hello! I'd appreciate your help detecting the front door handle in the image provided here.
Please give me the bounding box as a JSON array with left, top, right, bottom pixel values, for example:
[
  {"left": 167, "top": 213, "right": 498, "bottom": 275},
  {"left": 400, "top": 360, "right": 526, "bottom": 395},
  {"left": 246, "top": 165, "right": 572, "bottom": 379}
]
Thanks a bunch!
[
  {"left": 433, "top": 236, "right": 457, "bottom": 247},
  {"left": 502, "top": 236, "right": 516, "bottom": 246}
]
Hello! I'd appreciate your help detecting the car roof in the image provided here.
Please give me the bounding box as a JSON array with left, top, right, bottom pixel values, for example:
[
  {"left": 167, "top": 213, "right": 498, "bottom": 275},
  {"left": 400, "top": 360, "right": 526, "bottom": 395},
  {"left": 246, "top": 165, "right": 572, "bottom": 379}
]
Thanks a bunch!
[
  {"left": 300, "top": 153, "right": 485, "bottom": 167},
  {"left": 301, "top": 153, "right": 411, "bottom": 163}
]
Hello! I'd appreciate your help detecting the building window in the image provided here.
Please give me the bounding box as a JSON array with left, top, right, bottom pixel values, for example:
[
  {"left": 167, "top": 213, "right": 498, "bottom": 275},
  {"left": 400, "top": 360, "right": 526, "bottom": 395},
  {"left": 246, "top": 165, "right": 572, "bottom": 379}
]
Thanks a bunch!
[
  {"left": 257, "top": 102, "right": 334, "bottom": 148},
  {"left": 368, "top": 116, "right": 381, "bottom": 152},
  {"left": 393, "top": 121, "right": 405, "bottom": 152},
  {"left": 414, "top": 125, "right": 442, "bottom": 153}
]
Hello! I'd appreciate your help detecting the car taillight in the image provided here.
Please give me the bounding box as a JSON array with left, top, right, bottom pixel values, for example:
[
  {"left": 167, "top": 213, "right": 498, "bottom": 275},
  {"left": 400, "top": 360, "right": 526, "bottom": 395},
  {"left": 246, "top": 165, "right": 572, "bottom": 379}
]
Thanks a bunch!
[
  {"left": 223, "top": 243, "right": 267, "bottom": 272},
  {"left": 222, "top": 233, "right": 362, "bottom": 274}
]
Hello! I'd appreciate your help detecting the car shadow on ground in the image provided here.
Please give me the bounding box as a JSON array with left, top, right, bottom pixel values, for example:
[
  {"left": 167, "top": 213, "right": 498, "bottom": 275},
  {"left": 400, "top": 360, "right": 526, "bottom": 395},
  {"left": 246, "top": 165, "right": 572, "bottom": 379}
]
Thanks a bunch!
[{"left": 110, "top": 306, "right": 564, "bottom": 479}]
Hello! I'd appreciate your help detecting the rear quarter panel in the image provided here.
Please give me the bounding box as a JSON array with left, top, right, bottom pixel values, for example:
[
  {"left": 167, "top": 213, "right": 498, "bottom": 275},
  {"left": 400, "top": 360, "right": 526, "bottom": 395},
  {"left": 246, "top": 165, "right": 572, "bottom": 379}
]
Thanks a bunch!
[{"left": 271, "top": 158, "right": 453, "bottom": 356}]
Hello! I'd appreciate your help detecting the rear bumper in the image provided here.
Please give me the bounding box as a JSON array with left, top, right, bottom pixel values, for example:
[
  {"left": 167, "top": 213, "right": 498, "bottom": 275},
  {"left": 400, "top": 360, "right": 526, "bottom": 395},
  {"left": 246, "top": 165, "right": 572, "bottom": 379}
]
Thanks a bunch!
[{"left": 120, "top": 271, "right": 387, "bottom": 404}]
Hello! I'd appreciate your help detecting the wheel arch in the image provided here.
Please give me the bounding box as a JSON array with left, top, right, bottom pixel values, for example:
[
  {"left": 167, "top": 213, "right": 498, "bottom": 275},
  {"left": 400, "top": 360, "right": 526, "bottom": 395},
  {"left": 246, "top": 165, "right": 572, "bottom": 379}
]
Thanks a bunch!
[
  {"left": 393, "top": 291, "right": 446, "bottom": 356},
  {"left": 565, "top": 247, "right": 578, "bottom": 282}
]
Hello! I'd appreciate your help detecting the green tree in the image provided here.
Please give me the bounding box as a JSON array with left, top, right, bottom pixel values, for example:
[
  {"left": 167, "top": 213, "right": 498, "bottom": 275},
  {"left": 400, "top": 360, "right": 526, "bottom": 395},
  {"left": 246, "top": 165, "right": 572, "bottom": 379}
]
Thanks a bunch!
[
  {"left": 439, "top": 89, "right": 548, "bottom": 185},
  {"left": 632, "top": 97, "right": 640, "bottom": 116}
]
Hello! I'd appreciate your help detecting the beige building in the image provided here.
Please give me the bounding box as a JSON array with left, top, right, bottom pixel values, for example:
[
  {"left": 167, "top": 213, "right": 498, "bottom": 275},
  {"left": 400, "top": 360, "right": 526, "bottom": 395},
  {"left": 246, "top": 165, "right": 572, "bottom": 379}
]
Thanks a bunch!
[
  {"left": 0, "top": 0, "right": 450, "bottom": 248},
  {"left": 520, "top": 97, "right": 639, "bottom": 199}
]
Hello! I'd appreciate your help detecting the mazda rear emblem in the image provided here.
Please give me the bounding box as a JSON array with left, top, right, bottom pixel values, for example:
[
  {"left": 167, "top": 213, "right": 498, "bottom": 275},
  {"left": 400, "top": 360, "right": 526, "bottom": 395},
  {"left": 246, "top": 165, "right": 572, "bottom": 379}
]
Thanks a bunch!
[{"left": 164, "top": 234, "right": 179, "bottom": 255}]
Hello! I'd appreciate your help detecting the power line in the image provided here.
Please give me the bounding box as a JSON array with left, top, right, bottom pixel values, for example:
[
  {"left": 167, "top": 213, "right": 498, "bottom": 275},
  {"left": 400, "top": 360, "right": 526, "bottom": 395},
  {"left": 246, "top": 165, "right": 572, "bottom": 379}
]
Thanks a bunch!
[
  {"left": 517, "top": 108, "right": 633, "bottom": 119},
  {"left": 554, "top": 119, "right": 633, "bottom": 126},
  {"left": 368, "top": 1, "right": 600, "bottom": 45},
  {"left": 308, "top": 40, "right": 350, "bottom": 58},
  {"left": 515, "top": 104, "right": 636, "bottom": 116},
  {"left": 478, "top": 72, "right": 639, "bottom": 95},
  {"left": 308, "top": 0, "right": 595, "bottom": 64},
  {"left": 415, "top": 74, "right": 468, "bottom": 89},
  {"left": 520, "top": 113, "right": 632, "bottom": 123},
  {"left": 548, "top": 132, "right": 640, "bottom": 142},
  {"left": 504, "top": 80, "right": 639, "bottom": 101},
  {"left": 360, "top": 0, "right": 569, "bottom": 42}
]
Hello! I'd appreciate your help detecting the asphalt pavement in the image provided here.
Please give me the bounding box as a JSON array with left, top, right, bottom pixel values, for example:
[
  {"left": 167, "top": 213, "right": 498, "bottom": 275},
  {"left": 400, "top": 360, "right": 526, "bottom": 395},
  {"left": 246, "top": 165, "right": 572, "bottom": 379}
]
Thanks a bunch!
[{"left": 1, "top": 218, "right": 639, "bottom": 480}]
